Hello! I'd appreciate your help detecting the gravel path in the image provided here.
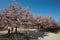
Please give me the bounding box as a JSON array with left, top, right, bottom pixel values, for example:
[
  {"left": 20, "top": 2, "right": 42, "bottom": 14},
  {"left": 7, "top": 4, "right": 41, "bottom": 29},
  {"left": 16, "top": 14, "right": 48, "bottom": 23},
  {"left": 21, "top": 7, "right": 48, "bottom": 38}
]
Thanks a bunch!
[
  {"left": 0, "top": 28, "right": 37, "bottom": 35},
  {"left": 38, "top": 32, "right": 60, "bottom": 40}
]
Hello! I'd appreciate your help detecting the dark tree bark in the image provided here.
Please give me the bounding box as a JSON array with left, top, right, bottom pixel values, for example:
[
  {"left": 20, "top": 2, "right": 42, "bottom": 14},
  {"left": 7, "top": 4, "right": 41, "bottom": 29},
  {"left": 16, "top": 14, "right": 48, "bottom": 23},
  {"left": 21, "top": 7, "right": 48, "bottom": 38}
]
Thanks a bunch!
[
  {"left": 8, "top": 29, "right": 10, "bottom": 34},
  {"left": 15, "top": 26, "right": 17, "bottom": 33},
  {"left": 11, "top": 27, "right": 13, "bottom": 33}
]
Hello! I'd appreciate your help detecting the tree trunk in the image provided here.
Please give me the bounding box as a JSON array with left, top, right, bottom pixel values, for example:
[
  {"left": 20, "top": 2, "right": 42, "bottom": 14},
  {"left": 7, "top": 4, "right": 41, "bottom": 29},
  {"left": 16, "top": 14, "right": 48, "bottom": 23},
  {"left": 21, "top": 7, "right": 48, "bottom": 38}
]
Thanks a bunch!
[
  {"left": 15, "top": 26, "right": 17, "bottom": 33},
  {"left": 8, "top": 29, "right": 10, "bottom": 34}
]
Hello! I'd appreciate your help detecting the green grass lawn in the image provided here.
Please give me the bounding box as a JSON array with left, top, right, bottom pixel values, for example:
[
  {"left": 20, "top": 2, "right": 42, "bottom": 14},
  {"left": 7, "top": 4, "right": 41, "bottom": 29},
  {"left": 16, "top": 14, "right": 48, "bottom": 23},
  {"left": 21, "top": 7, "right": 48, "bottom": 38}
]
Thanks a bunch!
[
  {"left": 43, "top": 28, "right": 60, "bottom": 33},
  {"left": 0, "top": 32, "right": 37, "bottom": 40}
]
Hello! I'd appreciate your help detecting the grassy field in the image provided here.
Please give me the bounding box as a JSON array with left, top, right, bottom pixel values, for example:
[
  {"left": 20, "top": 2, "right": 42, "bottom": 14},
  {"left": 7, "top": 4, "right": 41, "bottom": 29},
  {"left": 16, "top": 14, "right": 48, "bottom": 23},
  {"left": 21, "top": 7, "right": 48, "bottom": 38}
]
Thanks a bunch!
[{"left": 0, "top": 32, "right": 37, "bottom": 40}]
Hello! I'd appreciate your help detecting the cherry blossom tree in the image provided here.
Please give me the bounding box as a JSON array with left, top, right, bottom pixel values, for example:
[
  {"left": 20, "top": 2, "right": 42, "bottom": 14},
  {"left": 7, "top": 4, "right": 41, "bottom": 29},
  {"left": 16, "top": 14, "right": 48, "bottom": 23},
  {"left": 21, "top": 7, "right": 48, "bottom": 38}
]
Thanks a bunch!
[{"left": 0, "top": 0, "right": 59, "bottom": 31}]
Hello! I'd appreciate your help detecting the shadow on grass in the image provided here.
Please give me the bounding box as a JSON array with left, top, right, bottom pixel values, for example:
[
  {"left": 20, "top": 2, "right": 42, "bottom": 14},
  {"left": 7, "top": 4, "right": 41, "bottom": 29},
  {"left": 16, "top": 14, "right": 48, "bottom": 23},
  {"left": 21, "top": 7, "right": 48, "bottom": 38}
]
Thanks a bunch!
[
  {"left": 44, "top": 28, "right": 60, "bottom": 34},
  {"left": 24, "top": 31, "right": 48, "bottom": 38},
  {"left": 0, "top": 32, "right": 38, "bottom": 40}
]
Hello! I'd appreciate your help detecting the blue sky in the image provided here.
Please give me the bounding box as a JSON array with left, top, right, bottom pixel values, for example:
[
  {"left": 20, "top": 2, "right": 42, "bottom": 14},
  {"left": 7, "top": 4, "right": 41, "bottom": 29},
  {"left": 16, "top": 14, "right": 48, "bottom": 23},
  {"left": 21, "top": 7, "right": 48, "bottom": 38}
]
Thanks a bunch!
[{"left": 0, "top": 0, "right": 60, "bottom": 21}]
